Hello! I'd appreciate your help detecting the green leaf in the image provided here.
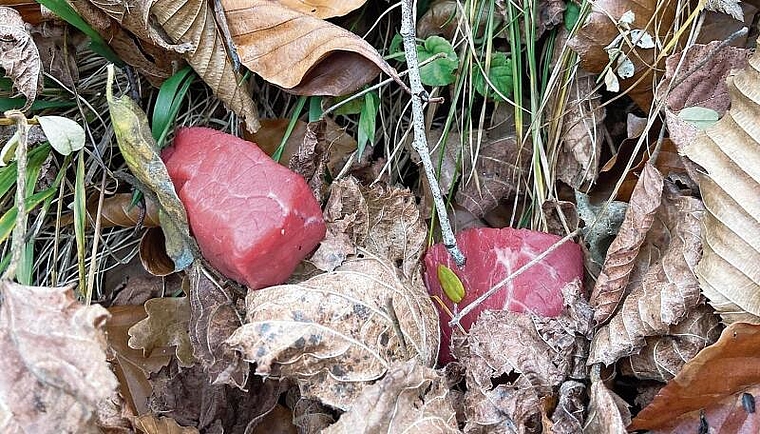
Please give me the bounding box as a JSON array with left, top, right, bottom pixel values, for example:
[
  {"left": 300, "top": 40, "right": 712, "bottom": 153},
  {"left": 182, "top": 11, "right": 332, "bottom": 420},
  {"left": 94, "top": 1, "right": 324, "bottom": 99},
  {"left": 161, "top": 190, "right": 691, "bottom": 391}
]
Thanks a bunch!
[
  {"left": 388, "top": 34, "right": 405, "bottom": 58},
  {"left": 437, "top": 264, "right": 465, "bottom": 303},
  {"left": 418, "top": 36, "right": 458, "bottom": 87},
  {"left": 107, "top": 66, "right": 195, "bottom": 271},
  {"left": 152, "top": 66, "right": 195, "bottom": 148},
  {"left": 34, "top": 116, "right": 86, "bottom": 155},
  {"left": 678, "top": 106, "right": 720, "bottom": 130},
  {"left": 333, "top": 94, "right": 365, "bottom": 116},
  {"left": 357, "top": 90, "right": 379, "bottom": 158},
  {"left": 564, "top": 2, "right": 581, "bottom": 31},
  {"left": 474, "top": 52, "right": 514, "bottom": 101},
  {"left": 74, "top": 150, "right": 87, "bottom": 299},
  {"left": 0, "top": 98, "right": 76, "bottom": 112},
  {"left": 273, "top": 96, "right": 307, "bottom": 163},
  {"left": 0, "top": 144, "right": 50, "bottom": 198},
  {"left": 308, "top": 96, "right": 323, "bottom": 122}
]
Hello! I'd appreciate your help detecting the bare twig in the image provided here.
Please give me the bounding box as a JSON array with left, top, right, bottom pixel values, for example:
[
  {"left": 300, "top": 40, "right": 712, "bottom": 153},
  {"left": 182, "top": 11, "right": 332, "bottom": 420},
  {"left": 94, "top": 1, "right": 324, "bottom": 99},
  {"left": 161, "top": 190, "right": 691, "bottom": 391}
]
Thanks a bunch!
[
  {"left": 2, "top": 110, "right": 30, "bottom": 281},
  {"left": 400, "top": 0, "right": 465, "bottom": 267},
  {"left": 448, "top": 229, "right": 581, "bottom": 327}
]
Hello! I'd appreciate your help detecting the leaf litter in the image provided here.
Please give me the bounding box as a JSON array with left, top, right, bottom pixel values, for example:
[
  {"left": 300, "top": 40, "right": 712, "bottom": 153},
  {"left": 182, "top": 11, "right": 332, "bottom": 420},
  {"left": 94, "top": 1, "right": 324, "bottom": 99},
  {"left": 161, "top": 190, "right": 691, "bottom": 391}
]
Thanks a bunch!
[{"left": 7, "top": 1, "right": 760, "bottom": 432}]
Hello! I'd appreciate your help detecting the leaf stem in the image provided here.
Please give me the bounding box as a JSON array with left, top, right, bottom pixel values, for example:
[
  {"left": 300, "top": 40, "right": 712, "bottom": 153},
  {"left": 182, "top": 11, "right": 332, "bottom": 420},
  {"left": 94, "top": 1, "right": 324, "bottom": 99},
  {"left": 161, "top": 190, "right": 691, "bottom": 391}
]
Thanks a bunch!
[{"left": 400, "top": 0, "right": 465, "bottom": 267}]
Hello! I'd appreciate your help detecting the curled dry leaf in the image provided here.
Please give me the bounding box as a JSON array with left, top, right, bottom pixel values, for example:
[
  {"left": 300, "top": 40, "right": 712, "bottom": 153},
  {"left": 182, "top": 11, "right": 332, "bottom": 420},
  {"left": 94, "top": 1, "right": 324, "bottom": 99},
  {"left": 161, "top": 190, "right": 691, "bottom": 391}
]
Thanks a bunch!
[
  {"left": 682, "top": 47, "right": 760, "bottom": 324},
  {"left": 128, "top": 297, "right": 195, "bottom": 368},
  {"left": 222, "top": 0, "right": 402, "bottom": 96},
  {"left": 322, "top": 360, "right": 458, "bottom": 434},
  {"left": 133, "top": 414, "right": 199, "bottom": 434},
  {"left": 187, "top": 263, "right": 248, "bottom": 388},
  {"left": 0, "top": 281, "right": 118, "bottom": 433},
  {"left": 89, "top": 0, "right": 259, "bottom": 131},
  {"left": 630, "top": 323, "right": 760, "bottom": 431},
  {"left": 98, "top": 193, "right": 160, "bottom": 228},
  {"left": 589, "top": 183, "right": 704, "bottom": 366},
  {"left": 567, "top": 0, "right": 679, "bottom": 110},
  {"left": 139, "top": 228, "right": 176, "bottom": 277},
  {"left": 106, "top": 305, "right": 173, "bottom": 416},
  {"left": 312, "top": 177, "right": 427, "bottom": 276},
  {"left": 226, "top": 253, "right": 439, "bottom": 410},
  {"left": 584, "top": 375, "right": 631, "bottom": 433},
  {"left": 0, "top": 6, "right": 42, "bottom": 111},
  {"left": 590, "top": 163, "right": 664, "bottom": 325},
  {"left": 620, "top": 304, "right": 720, "bottom": 382},
  {"left": 550, "top": 381, "right": 585, "bottom": 434}
]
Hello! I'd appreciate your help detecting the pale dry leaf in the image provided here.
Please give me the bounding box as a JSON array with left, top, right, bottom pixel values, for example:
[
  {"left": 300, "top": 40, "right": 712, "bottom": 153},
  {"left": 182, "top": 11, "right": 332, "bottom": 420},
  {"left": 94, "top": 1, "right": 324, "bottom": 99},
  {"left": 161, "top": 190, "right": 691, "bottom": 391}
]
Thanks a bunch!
[
  {"left": 620, "top": 303, "right": 720, "bottom": 382},
  {"left": 551, "top": 381, "right": 585, "bottom": 434},
  {"left": 223, "top": 0, "right": 402, "bottom": 96},
  {"left": 292, "top": 397, "right": 335, "bottom": 433},
  {"left": 589, "top": 184, "right": 704, "bottom": 366},
  {"left": 629, "top": 323, "right": 760, "bottom": 431},
  {"left": 187, "top": 263, "right": 248, "bottom": 388},
  {"left": 462, "top": 375, "right": 541, "bottom": 434},
  {"left": 682, "top": 47, "right": 760, "bottom": 324},
  {"left": 0, "top": 6, "right": 42, "bottom": 111},
  {"left": 454, "top": 132, "right": 531, "bottom": 218},
  {"left": 89, "top": 0, "right": 260, "bottom": 132},
  {"left": 313, "top": 177, "right": 427, "bottom": 277},
  {"left": 584, "top": 377, "right": 630, "bottom": 433},
  {"left": 226, "top": 253, "right": 439, "bottom": 410},
  {"left": 128, "top": 297, "right": 195, "bottom": 368},
  {"left": 133, "top": 414, "right": 199, "bottom": 434},
  {"left": 289, "top": 120, "right": 328, "bottom": 201},
  {"left": 322, "top": 360, "right": 458, "bottom": 434},
  {"left": 590, "top": 163, "right": 664, "bottom": 325},
  {"left": 705, "top": 0, "right": 744, "bottom": 20},
  {"left": 276, "top": 0, "right": 367, "bottom": 18},
  {"left": 31, "top": 22, "right": 80, "bottom": 89},
  {"left": 0, "top": 281, "right": 118, "bottom": 434}
]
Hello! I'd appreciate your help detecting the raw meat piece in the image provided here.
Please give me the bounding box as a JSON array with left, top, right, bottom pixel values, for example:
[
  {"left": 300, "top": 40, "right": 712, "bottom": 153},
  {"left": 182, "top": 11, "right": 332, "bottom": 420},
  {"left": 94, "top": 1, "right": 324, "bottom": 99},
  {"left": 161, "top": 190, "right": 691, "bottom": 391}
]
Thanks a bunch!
[
  {"left": 423, "top": 227, "right": 583, "bottom": 364},
  {"left": 163, "top": 127, "right": 326, "bottom": 289}
]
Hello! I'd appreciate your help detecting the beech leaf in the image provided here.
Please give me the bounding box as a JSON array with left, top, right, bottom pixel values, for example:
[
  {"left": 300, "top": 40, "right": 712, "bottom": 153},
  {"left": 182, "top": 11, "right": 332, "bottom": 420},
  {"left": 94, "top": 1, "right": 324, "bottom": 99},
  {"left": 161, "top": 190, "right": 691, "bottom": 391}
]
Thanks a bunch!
[
  {"left": 222, "top": 0, "right": 403, "bottom": 96},
  {"left": 0, "top": 7, "right": 42, "bottom": 112},
  {"left": 226, "top": 254, "right": 439, "bottom": 410},
  {"left": 682, "top": 46, "right": 760, "bottom": 323},
  {"left": 0, "top": 281, "right": 118, "bottom": 433},
  {"left": 275, "top": 0, "right": 368, "bottom": 19}
]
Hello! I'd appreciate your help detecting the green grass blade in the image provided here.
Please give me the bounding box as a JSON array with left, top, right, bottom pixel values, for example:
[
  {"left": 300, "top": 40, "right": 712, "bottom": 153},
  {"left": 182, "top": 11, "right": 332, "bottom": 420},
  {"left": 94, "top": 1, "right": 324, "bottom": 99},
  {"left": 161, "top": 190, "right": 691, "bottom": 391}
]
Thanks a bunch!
[
  {"left": 73, "top": 149, "right": 88, "bottom": 300},
  {"left": 152, "top": 66, "right": 195, "bottom": 147},
  {"left": 273, "top": 96, "right": 307, "bottom": 162},
  {"left": 0, "top": 98, "right": 77, "bottom": 112},
  {"left": 0, "top": 144, "right": 50, "bottom": 199}
]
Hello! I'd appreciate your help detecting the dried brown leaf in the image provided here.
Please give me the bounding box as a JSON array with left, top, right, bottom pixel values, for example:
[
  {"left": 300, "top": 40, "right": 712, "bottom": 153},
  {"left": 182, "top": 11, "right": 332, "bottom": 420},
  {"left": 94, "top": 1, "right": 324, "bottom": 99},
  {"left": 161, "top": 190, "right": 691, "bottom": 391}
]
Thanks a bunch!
[
  {"left": 312, "top": 178, "right": 427, "bottom": 277},
  {"left": 292, "top": 397, "right": 335, "bottom": 433},
  {"left": 584, "top": 377, "right": 630, "bottom": 434},
  {"left": 128, "top": 297, "right": 195, "bottom": 368},
  {"left": 275, "top": 0, "right": 366, "bottom": 19},
  {"left": 106, "top": 305, "right": 172, "bottom": 416},
  {"left": 551, "top": 381, "right": 585, "bottom": 434},
  {"left": 0, "top": 7, "right": 42, "bottom": 111},
  {"left": 0, "top": 281, "right": 118, "bottom": 433},
  {"left": 223, "top": 0, "right": 401, "bottom": 96},
  {"left": 99, "top": 193, "right": 160, "bottom": 228},
  {"left": 88, "top": 0, "right": 259, "bottom": 131},
  {"left": 133, "top": 414, "right": 199, "bottom": 434},
  {"left": 541, "top": 199, "right": 579, "bottom": 237},
  {"left": 250, "top": 404, "right": 298, "bottom": 434},
  {"left": 620, "top": 304, "right": 721, "bottom": 382},
  {"left": 289, "top": 119, "right": 329, "bottom": 201},
  {"left": 226, "top": 254, "right": 439, "bottom": 410},
  {"left": 139, "top": 228, "right": 176, "bottom": 277},
  {"left": 630, "top": 323, "right": 760, "bottom": 431},
  {"left": 187, "top": 263, "right": 248, "bottom": 388},
  {"left": 682, "top": 47, "right": 760, "bottom": 324},
  {"left": 322, "top": 360, "right": 458, "bottom": 434},
  {"left": 454, "top": 133, "right": 531, "bottom": 218},
  {"left": 590, "top": 163, "right": 664, "bottom": 325},
  {"left": 589, "top": 184, "right": 705, "bottom": 366},
  {"left": 31, "top": 22, "right": 80, "bottom": 89},
  {"left": 566, "top": 0, "right": 679, "bottom": 110}
]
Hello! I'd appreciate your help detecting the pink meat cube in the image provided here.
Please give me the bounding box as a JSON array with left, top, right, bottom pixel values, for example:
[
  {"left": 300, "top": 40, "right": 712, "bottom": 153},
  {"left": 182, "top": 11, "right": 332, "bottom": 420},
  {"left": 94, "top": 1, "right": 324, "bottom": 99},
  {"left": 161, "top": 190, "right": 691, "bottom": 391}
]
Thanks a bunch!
[
  {"left": 423, "top": 227, "right": 583, "bottom": 364},
  {"left": 162, "top": 127, "right": 326, "bottom": 289}
]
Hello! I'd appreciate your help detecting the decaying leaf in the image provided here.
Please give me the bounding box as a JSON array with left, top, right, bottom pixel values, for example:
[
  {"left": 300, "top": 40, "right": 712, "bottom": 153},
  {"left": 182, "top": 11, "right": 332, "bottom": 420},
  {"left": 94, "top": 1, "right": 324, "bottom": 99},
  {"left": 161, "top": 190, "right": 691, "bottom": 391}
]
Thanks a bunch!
[
  {"left": 288, "top": 119, "right": 329, "bottom": 201},
  {"left": 454, "top": 282, "right": 592, "bottom": 433},
  {"left": 681, "top": 46, "right": 760, "bottom": 324},
  {"left": 107, "top": 71, "right": 196, "bottom": 272},
  {"left": 187, "top": 263, "right": 248, "bottom": 388},
  {"left": 620, "top": 304, "right": 721, "bottom": 382},
  {"left": 87, "top": 0, "right": 259, "bottom": 131},
  {"left": 550, "top": 381, "right": 585, "bottom": 434},
  {"left": 222, "top": 0, "right": 403, "bottom": 95},
  {"left": 128, "top": 297, "right": 195, "bottom": 368},
  {"left": 133, "top": 414, "right": 199, "bottom": 434},
  {"left": 106, "top": 305, "right": 173, "bottom": 416},
  {"left": 590, "top": 163, "right": 664, "bottom": 325},
  {"left": 567, "top": 0, "right": 679, "bottom": 110},
  {"left": 584, "top": 375, "right": 631, "bottom": 433},
  {"left": 589, "top": 183, "right": 704, "bottom": 366},
  {"left": 0, "top": 281, "right": 118, "bottom": 433},
  {"left": 630, "top": 323, "right": 760, "bottom": 431},
  {"left": 575, "top": 191, "right": 628, "bottom": 277},
  {"left": 312, "top": 177, "right": 427, "bottom": 276},
  {"left": 0, "top": 7, "right": 42, "bottom": 112},
  {"left": 705, "top": 0, "right": 744, "bottom": 20},
  {"left": 322, "top": 360, "right": 458, "bottom": 433},
  {"left": 292, "top": 397, "right": 335, "bottom": 433},
  {"left": 226, "top": 253, "right": 439, "bottom": 410}
]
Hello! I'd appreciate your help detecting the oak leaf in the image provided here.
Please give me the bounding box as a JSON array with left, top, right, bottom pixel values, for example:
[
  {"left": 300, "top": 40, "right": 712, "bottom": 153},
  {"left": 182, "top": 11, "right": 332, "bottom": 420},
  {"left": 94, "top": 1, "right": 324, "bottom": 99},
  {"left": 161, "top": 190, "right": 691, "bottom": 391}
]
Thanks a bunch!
[{"left": 128, "top": 297, "right": 195, "bottom": 368}]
